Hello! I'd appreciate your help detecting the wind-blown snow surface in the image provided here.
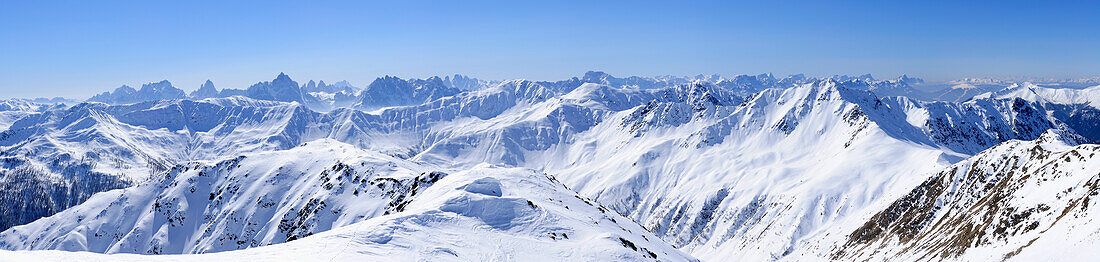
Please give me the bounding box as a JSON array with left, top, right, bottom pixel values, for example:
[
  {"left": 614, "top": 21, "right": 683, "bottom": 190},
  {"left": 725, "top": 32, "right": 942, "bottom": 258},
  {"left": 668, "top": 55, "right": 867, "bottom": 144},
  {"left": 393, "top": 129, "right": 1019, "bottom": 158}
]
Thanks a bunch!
[
  {"left": 1, "top": 73, "right": 1096, "bottom": 261},
  {"left": 1, "top": 140, "right": 692, "bottom": 261}
]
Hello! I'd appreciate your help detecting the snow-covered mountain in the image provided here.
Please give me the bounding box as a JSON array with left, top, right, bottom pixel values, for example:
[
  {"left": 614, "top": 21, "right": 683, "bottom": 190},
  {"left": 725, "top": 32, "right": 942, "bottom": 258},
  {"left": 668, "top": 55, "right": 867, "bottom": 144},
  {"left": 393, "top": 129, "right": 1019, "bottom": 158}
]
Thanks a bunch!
[
  {"left": 1, "top": 140, "right": 693, "bottom": 260},
  {"left": 976, "top": 83, "right": 1100, "bottom": 141},
  {"left": 515, "top": 80, "right": 1067, "bottom": 260},
  {"left": 302, "top": 80, "right": 354, "bottom": 94},
  {"left": 353, "top": 76, "right": 463, "bottom": 110},
  {"left": 244, "top": 73, "right": 326, "bottom": 109},
  {"left": 190, "top": 80, "right": 220, "bottom": 100},
  {"left": 976, "top": 82, "right": 1100, "bottom": 106},
  {"left": 2, "top": 72, "right": 1097, "bottom": 261},
  {"left": 0, "top": 99, "right": 52, "bottom": 132},
  {"left": 823, "top": 130, "right": 1100, "bottom": 260},
  {"left": 86, "top": 74, "right": 367, "bottom": 113},
  {"left": 444, "top": 74, "right": 488, "bottom": 90},
  {"left": 88, "top": 81, "right": 188, "bottom": 104}
]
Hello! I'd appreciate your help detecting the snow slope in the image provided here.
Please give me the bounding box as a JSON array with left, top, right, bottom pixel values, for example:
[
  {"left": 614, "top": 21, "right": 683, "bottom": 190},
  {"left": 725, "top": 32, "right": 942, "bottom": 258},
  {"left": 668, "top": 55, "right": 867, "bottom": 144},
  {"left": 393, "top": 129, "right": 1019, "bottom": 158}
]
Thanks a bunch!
[
  {"left": 1, "top": 140, "right": 693, "bottom": 261},
  {"left": 824, "top": 130, "right": 1100, "bottom": 261},
  {"left": 519, "top": 81, "right": 1066, "bottom": 260},
  {"left": 0, "top": 73, "right": 1092, "bottom": 261}
]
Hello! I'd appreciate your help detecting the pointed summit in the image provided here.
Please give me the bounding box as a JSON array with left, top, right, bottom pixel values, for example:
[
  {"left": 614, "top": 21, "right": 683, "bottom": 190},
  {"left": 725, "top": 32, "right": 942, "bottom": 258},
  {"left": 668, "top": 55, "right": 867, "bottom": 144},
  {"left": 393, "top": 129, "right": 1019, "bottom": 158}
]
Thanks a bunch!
[
  {"left": 190, "top": 80, "right": 220, "bottom": 99},
  {"left": 303, "top": 80, "right": 317, "bottom": 91},
  {"left": 115, "top": 85, "right": 137, "bottom": 94},
  {"left": 897, "top": 74, "right": 924, "bottom": 85},
  {"left": 355, "top": 75, "right": 462, "bottom": 109},
  {"left": 246, "top": 73, "right": 306, "bottom": 103}
]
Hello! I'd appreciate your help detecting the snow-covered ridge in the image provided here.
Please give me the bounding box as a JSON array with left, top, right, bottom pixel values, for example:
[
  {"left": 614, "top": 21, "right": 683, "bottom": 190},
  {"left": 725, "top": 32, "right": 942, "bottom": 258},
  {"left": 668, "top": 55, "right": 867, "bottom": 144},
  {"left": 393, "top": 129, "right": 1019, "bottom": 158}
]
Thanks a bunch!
[
  {"left": 1, "top": 72, "right": 1094, "bottom": 261},
  {"left": 1, "top": 140, "right": 433, "bottom": 253},
  {"left": 827, "top": 130, "right": 1100, "bottom": 260},
  {"left": 1, "top": 140, "right": 694, "bottom": 261}
]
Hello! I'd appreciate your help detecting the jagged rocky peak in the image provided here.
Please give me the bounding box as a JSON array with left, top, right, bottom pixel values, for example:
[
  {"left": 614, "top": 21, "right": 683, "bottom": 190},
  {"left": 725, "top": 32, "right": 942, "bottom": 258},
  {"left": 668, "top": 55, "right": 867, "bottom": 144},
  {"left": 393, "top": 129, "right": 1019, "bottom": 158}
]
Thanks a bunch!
[
  {"left": 190, "top": 80, "right": 219, "bottom": 99},
  {"left": 670, "top": 81, "right": 741, "bottom": 107},
  {"left": 420, "top": 75, "right": 447, "bottom": 89},
  {"left": 139, "top": 80, "right": 178, "bottom": 93},
  {"left": 114, "top": 85, "right": 137, "bottom": 95},
  {"left": 355, "top": 75, "right": 462, "bottom": 109},
  {"left": 829, "top": 74, "right": 876, "bottom": 82},
  {"left": 331, "top": 80, "right": 355, "bottom": 89},
  {"left": 897, "top": 74, "right": 924, "bottom": 85},
  {"left": 302, "top": 80, "right": 318, "bottom": 91},
  {"left": 87, "top": 80, "right": 186, "bottom": 104},
  {"left": 582, "top": 71, "right": 614, "bottom": 82},
  {"left": 444, "top": 74, "right": 483, "bottom": 90},
  {"left": 245, "top": 73, "right": 307, "bottom": 103},
  {"left": 300, "top": 79, "right": 356, "bottom": 94}
]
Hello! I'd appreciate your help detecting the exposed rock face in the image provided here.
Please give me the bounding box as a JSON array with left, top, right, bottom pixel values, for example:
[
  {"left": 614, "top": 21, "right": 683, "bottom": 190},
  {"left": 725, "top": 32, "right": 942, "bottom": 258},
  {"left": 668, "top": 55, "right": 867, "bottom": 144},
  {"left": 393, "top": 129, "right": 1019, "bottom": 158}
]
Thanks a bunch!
[
  {"left": 189, "top": 80, "right": 219, "bottom": 99},
  {"left": 354, "top": 76, "right": 462, "bottom": 109},
  {"left": 88, "top": 81, "right": 186, "bottom": 104},
  {"left": 834, "top": 130, "right": 1100, "bottom": 261}
]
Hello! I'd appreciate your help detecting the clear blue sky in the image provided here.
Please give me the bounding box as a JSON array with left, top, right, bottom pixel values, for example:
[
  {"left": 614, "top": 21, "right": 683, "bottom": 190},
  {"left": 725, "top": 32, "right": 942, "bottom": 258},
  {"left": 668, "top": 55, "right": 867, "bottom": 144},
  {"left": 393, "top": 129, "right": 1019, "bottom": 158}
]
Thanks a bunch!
[{"left": 1, "top": 0, "right": 1098, "bottom": 98}]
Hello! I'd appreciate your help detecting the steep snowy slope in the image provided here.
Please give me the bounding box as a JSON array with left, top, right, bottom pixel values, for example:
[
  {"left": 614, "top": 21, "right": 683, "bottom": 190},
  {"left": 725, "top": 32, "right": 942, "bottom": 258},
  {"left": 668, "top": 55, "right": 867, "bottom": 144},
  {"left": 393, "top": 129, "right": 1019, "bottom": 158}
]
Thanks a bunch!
[
  {"left": 826, "top": 130, "right": 1100, "bottom": 261},
  {"left": 1, "top": 141, "right": 693, "bottom": 261},
  {"left": 511, "top": 81, "right": 1068, "bottom": 260},
  {"left": 0, "top": 98, "right": 336, "bottom": 231},
  {"left": 0, "top": 140, "right": 430, "bottom": 253},
  {"left": 525, "top": 81, "right": 947, "bottom": 260}
]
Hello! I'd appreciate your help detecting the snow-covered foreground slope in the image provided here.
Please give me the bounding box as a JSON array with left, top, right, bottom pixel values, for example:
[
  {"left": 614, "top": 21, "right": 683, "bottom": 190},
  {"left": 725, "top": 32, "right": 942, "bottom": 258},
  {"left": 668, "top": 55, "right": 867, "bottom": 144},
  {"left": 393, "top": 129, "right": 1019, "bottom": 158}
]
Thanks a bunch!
[
  {"left": 814, "top": 130, "right": 1100, "bottom": 261},
  {"left": 0, "top": 140, "right": 692, "bottom": 260}
]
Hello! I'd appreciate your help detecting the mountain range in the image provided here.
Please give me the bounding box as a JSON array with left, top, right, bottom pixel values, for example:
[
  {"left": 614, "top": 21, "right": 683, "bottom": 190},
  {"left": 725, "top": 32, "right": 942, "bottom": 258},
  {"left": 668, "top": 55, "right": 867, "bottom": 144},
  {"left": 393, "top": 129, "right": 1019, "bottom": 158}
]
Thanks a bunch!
[{"left": 1, "top": 72, "right": 1099, "bottom": 261}]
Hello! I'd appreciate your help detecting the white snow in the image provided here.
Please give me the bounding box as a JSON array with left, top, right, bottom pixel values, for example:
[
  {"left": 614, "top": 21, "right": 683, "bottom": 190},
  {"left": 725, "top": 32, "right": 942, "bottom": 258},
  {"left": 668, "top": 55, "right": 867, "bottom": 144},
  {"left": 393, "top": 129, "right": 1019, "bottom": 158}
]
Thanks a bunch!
[{"left": 0, "top": 73, "right": 1097, "bottom": 261}]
